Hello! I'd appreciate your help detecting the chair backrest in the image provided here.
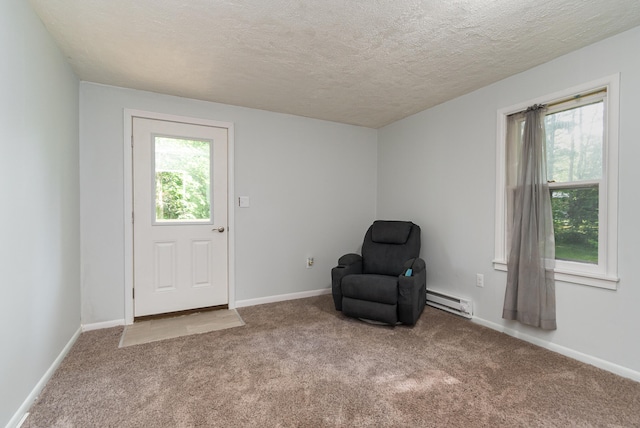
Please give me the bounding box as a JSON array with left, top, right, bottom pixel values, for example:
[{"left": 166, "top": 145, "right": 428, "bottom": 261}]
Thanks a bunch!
[{"left": 362, "top": 220, "right": 421, "bottom": 276}]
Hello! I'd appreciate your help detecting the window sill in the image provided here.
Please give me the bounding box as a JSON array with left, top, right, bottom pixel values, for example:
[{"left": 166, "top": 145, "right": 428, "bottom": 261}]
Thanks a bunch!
[{"left": 493, "top": 260, "right": 619, "bottom": 290}]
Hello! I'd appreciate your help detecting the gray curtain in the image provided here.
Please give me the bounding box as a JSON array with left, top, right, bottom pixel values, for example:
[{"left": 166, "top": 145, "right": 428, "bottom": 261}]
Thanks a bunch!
[{"left": 503, "top": 105, "right": 557, "bottom": 330}]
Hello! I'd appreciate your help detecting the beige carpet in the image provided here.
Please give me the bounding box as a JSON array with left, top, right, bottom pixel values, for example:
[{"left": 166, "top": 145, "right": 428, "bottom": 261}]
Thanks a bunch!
[
  {"left": 23, "top": 295, "right": 640, "bottom": 427},
  {"left": 119, "top": 309, "right": 245, "bottom": 348}
]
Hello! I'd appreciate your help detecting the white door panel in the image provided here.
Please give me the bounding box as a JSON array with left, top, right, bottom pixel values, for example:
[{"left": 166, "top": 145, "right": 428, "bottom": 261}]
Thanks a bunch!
[{"left": 133, "top": 117, "right": 228, "bottom": 317}]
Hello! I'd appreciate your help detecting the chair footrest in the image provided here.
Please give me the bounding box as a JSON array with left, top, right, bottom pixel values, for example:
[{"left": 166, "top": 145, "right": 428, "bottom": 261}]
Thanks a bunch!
[
  {"left": 341, "top": 274, "right": 398, "bottom": 304},
  {"left": 342, "top": 297, "right": 397, "bottom": 325}
]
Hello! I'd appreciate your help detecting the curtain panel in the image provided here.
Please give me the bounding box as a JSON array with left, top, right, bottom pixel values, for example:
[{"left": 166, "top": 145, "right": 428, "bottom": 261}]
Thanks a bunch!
[{"left": 503, "top": 105, "right": 557, "bottom": 330}]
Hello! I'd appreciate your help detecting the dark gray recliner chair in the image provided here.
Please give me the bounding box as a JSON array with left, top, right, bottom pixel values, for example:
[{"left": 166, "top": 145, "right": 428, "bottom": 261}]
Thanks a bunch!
[{"left": 331, "top": 220, "right": 426, "bottom": 325}]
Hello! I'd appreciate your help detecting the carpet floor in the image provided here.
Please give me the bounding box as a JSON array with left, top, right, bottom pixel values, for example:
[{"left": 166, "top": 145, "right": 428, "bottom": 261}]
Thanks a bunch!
[{"left": 23, "top": 295, "right": 640, "bottom": 427}]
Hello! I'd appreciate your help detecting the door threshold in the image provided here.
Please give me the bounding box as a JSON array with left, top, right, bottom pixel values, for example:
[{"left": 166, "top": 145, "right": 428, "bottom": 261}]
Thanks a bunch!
[{"left": 134, "top": 304, "right": 229, "bottom": 323}]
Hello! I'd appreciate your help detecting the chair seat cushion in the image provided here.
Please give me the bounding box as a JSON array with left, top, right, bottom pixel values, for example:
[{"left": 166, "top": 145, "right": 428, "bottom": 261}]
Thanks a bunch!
[{"left": 341, "top": 274, "right": 398, "bottom": 305}]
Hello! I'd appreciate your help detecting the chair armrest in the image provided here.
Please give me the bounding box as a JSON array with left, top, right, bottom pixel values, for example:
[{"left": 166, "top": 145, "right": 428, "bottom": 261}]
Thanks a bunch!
[
  {"left": 398, "top": 258, "right": 427, "bottom": 325},
  {"left": 402, "top": 257, "right": 426, "bottom": 275},
  {"left": 338, "top": 253, "right": 363, "bottom": 268},
  {"left": 331, "top": 253, "right": 362, "bottom": 311}
]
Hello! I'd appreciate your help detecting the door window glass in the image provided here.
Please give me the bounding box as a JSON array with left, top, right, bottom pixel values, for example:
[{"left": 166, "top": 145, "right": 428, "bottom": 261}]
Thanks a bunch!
[{"left": 153, "top": 136, "right": 211, "bottom": 222}]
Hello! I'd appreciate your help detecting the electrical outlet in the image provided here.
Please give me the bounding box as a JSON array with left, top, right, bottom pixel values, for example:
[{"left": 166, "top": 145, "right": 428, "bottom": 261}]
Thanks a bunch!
[
  {"left": 476, "top": 273, "right": 484, "bottom": 287},
  {"left": 306, "top": 257, "right": 314, "bottom": 268}
]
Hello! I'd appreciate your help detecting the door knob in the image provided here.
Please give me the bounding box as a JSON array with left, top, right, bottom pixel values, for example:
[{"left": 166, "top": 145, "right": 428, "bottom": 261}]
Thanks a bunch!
[{"left": 213, "top": 226, "right": 225, "bottom": 233}]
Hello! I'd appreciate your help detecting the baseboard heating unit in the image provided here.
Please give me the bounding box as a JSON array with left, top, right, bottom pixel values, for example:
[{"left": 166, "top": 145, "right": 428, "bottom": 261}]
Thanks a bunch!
[{"left": 426, "top": 289, "right": 473, "bottom": 319}]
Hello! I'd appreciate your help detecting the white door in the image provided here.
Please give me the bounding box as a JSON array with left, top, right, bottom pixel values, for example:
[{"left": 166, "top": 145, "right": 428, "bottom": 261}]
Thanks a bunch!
[{"left": 133, "top": 117, "right": 228, "bottom": 317}]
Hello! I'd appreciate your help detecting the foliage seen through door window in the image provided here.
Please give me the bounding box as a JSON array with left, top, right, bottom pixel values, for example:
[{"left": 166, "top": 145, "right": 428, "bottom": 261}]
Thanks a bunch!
[{"left": 154, "top": 137, "right": 211, "bottom": 221}]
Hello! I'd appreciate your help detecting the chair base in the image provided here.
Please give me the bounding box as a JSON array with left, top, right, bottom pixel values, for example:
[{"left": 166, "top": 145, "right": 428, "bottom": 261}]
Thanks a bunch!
[{"left": 358, "top": 318, "right": 401, "bottom": 326}]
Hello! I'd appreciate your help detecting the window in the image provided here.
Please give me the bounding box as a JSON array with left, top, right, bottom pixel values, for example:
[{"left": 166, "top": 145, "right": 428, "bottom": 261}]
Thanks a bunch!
[
  {"left": 494, "top": 75, "right": 619, "bottom": 289},
  {"left": 546, "top": 96, "right": 602, "bottom": 264},
  {"left": 153, "top": 136, "right": 212, "bottom": 223}
]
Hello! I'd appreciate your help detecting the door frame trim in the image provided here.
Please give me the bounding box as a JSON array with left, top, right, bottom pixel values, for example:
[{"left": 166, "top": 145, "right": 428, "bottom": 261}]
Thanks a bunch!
[{"left": 123, "top": 109, "right": 236, "bottom": 325}]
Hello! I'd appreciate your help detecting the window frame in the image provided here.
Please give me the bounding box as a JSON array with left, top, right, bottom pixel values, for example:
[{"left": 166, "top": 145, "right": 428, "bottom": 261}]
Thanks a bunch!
[{"left": 494, "top": 74, "right": 619, "bottom": 290}]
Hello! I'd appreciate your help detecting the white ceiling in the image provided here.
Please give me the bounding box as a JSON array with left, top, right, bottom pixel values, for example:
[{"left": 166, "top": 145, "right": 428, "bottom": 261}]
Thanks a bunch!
[{"left": 29, "top": 0, "right": 640, "bottom": 128}]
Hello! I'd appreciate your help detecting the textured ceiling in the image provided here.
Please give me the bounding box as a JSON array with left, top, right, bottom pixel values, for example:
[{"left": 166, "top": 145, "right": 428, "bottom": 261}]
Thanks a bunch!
[{"left": 29, "top": 0, "right": 640, "bottom": 128}]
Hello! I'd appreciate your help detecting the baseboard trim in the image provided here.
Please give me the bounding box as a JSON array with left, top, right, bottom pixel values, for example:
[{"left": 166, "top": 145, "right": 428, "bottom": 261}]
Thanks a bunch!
[
  {"left": 81, "top": 319, "right": 125, "bottom": 332},
  {"left": 471, "top": 316, "right": 640, "bottom": 382},
  {"left": 7, "top": 327, "right": 82, "bottom": 428},
  {"left": 235, "top": 288, "right": 331, "bottom": 308},
  {"left": 78, "top": 290, "right": 333, "bottom": 331},
  {"left": 81, "top": 288, "right": 334, "bottom": 329}
]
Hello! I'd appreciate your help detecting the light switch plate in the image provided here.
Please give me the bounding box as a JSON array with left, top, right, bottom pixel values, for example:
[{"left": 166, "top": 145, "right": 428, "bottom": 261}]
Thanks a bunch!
[{"left": 239, "top": 196, "right": 250, "bottom": 208}]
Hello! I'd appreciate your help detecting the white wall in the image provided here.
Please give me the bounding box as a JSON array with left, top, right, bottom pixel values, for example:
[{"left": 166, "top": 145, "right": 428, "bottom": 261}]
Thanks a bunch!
[
  {"left": 80, "top": 83, "right": 378, "bottom": 324},
  {"left": 378, "top": 26, "right": 640, "bottom": 376},
  {"left": 0, "top": 1, "right": 80, "bottom": 426}
]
